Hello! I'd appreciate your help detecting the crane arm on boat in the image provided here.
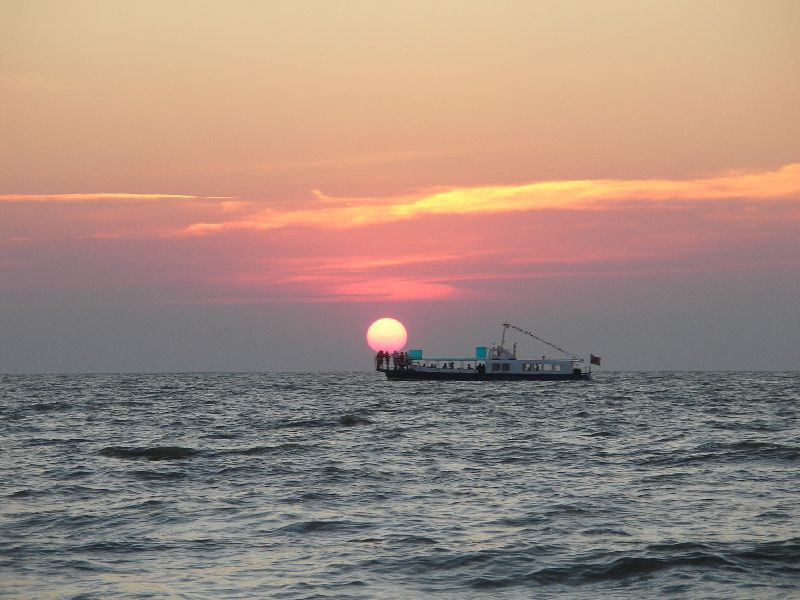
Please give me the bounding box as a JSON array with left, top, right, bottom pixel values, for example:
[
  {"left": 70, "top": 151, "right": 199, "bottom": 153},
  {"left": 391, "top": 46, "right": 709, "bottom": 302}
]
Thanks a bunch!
[{"left": 502, "top": 323, "right": 583, "bottom": 362}]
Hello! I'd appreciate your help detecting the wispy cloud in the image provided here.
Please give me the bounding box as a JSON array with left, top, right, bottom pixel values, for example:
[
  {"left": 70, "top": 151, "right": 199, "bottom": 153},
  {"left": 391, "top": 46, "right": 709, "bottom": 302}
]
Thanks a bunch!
[
  {"left": 4, "top": 165, "right": 798, "bottom": 304},
  {"left": 182, "top": 163, "right": 800, "bottom": 235}
]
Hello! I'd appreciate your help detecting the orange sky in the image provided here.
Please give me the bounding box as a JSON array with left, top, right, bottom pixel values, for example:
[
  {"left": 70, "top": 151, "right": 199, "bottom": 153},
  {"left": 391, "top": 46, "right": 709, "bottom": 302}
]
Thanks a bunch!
[{"left": 1, "top": 1, "right": 799, "bottom": 372}]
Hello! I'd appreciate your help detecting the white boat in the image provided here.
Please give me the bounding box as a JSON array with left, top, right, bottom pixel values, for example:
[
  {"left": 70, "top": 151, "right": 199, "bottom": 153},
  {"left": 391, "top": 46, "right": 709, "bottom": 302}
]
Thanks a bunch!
[{"left": 376, "top": 323, "right": 597, "bottom": 381}]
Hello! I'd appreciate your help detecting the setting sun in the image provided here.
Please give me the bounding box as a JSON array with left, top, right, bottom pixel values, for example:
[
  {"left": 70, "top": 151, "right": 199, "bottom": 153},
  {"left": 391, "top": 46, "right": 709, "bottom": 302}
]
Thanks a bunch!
[{"left": 366, "top": 318, "right": 408, "bottom": 352}]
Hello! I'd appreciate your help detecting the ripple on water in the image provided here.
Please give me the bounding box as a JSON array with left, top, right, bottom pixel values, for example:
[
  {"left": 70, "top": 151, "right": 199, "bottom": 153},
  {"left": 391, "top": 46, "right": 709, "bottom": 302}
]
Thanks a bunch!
[
  {"left": 98, "top": 446, "right": 200, "bottom": 461},
  {"left": 1, "top": 371, "right": 798, "bottom": 599}
]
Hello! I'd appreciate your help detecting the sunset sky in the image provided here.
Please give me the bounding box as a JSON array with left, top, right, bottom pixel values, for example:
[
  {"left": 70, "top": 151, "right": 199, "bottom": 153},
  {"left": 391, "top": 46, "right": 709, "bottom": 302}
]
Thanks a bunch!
[{"left": 2, "top": 1, "right": 799, "bottom": 372}]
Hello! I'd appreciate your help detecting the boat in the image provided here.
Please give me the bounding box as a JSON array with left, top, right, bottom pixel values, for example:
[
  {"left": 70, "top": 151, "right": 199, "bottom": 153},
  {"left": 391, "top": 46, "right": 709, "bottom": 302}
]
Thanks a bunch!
[{"left": 375, "top": 323, "right": 597, "bottom": 381}]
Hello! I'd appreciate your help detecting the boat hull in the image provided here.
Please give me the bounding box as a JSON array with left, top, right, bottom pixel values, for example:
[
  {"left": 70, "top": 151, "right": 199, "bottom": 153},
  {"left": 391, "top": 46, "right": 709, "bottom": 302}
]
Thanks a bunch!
[{"left": 379, "top": 368, "right": 590, "bottom": 381}]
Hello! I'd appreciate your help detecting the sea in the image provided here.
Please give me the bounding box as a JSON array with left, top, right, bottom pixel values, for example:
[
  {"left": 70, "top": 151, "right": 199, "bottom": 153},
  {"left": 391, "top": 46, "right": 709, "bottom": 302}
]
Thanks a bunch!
[{"left": 1, "top": 371, "right": 798, "bottom": 599}]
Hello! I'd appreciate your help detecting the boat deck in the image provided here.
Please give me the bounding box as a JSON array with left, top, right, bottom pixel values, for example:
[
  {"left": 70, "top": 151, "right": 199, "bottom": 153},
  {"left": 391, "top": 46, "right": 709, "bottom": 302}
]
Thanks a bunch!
[{"left": 379, "top": 368, "right": 590, "bottom": 381}]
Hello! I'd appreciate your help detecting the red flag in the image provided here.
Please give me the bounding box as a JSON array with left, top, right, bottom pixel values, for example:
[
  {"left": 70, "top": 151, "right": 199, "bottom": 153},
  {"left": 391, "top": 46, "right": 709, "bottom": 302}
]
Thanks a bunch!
[{"left": 590, "top": 354, "right": 602, "bottom": 366}]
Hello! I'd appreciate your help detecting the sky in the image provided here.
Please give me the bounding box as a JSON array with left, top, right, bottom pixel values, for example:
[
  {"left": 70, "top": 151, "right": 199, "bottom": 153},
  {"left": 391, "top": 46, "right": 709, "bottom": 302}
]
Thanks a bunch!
[{"left": 1, "top": 0, "right": 799, "bottom": 373}]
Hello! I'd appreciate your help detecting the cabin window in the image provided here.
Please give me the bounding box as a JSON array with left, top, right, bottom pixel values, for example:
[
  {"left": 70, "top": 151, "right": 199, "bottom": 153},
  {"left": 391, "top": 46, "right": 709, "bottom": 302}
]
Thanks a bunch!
[
  {"left": 523, "top": 363, "right": 532, "bottom": 371},
  {"left": 501, "top": 362, "right": 510, "bottom": 372},
  {"left": 492, "top": 363, "right": 502, "bottom": 372},
  {"left": 555, "top": 364, "right": 561, "bottom": 371},
  {"left": 544, "top": 363, "right": 552, "bottom": 371}
]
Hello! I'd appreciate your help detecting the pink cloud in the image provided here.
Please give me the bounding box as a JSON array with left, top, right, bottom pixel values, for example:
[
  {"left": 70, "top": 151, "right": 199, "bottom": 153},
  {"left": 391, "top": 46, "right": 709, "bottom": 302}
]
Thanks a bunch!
[{"left": 2, "top": 165, "right": 798, "bottom": 303}]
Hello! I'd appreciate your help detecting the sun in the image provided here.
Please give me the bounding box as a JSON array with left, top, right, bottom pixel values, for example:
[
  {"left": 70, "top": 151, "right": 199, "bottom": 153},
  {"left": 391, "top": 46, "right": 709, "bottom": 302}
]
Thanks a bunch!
[{"left": 366, "top": 318, "right": 408, "bottom": 352}]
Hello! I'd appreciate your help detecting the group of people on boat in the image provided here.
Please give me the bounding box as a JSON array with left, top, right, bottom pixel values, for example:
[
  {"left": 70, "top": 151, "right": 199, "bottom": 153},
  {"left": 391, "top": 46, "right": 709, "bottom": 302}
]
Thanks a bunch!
[{"left": 375, "top": 350, "right": 411, "bottom": 370}]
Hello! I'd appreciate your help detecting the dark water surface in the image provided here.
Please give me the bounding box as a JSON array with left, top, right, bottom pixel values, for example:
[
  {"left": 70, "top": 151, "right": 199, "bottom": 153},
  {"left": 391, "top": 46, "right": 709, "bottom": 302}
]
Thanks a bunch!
[{"left": 1, "top": 372, "right": 798, "bottom": 599}]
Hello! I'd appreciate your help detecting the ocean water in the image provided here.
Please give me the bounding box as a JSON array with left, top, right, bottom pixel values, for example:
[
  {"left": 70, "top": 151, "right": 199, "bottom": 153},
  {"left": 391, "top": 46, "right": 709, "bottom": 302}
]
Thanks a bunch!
[{"left": 1, "top": 371, "right": 798, "bottom": 599}]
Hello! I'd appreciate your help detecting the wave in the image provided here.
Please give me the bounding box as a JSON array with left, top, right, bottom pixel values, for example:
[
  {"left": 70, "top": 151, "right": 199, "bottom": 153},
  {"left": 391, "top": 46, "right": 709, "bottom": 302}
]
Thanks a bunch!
[
  {"left": 201, "top": 432, "right": 238, "bottom": 439},
  {"left": 272, "top": 414, "right": 373, "bottom": 429},
  {"left": 588, "top": 430, "right": 617, "bottom": 437},
  {"left": 275, "top": 519, "right": 372, "bottom": 535},
  {"left": 295, "top": 490, "right": 340, "bottom": 502},
  {"left": 130, "top": 469, "right": 187, "bottom": 480},
  {"left": 27, "top": 437, "right": 90, "bottom": 447},
  {"left": 338, "top": 414, "right": 373, "bottom": 426},
  {"left": 714, "top": 440, "right": 800, "bottom": 461},
  {"left": 447, "top": 397, "right": 484, "bottom": 404},
  {"left": 98, "top": 446, "right": 199, "bottom": 461},
  {"left": 495, "top": 514, "right": 549, "bottom": 527},
  {"left": 735, "top": 537, "right": 800, "bottom": 564},
  {"left": 548, "top": 553, "right": 737, "bottom": 584},
  {"left": 77, "top": 540, "right": 168, "bottom": 554},
  {"left": 389, "top": 535, "right": 439, "bottom": 545},
  {"left": 468, "top": 539, "right": 800, "bottom": 588},
  {"left": 214, "top": 442, "right": 309, "bottom": 456},
  {"left": 7, "top": 488, "right": 50, "bottom": 499},
  {"left": 637, "top": 439, "right": 800, "bottom": 466},
  {"left": 346, "top": 534, "right": 440, "bottom": 548},
  {"left": 30, "top": 402, "right": 71, "bottom": 412},
  {"left": 711, "top": 420, "right": 783, "bottom": 432},
  {"left": 4, "top": 372, "right": 798, "bottom": 598}
]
